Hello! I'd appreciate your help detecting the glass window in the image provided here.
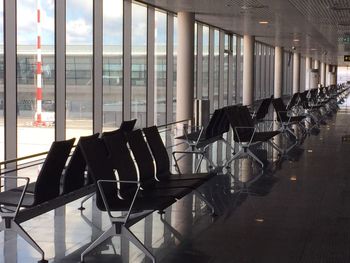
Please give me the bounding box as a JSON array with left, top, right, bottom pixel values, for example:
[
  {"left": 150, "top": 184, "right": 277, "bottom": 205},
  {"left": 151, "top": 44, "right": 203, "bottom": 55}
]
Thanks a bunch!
[
  {"left": 103, "top": 0, "right": 123, "bottom": 131},
  {"left": 131, "top": 3, "right": 147, "bottom": 128},
  {"left": 231, "top": 35, "right": 237, "bottom": 104},
  {"left": 223, "top": 34, "right": 229, "bottom": 106},
  {"left": 237, "top": 36, "right": 244, "bottom": 103},
  {"left": 0, "top": 0, "right": 3, "bottom": 161},
  {"left": 66, "top": 0, "right": 93, "bottom": 139},
  {"left": 202, "top": 26, "right": 209, "bottom": 99},
  {"left": 213, "top": 30, "right": 219, "bottom": 110},
  {"left": 155, "top": 10, "right": 167, "bottom": 125},
  {"left": 173, "top": 16, "right": 177, "bottom": 121},
  {"left": 17, "top": 0, "right": 55, "bottom": 158}
]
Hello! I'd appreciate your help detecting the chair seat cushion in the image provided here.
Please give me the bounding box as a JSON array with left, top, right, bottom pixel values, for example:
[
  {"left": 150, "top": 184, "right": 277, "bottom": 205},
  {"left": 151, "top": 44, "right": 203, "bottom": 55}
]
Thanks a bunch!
[
  {"left": 0, "top": 190, "right": 35, "bottom": 208},
  {"left": 155, "top": 178, "right": 203, "bottom": 189},
  {"left": 252, "top": 131, "right": 280, "bottom": 142}
]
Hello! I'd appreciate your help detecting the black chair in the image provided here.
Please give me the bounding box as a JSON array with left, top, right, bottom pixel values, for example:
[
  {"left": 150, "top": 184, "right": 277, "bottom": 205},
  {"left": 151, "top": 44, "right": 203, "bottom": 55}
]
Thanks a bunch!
[
  {"left": 174, "top": 107, "right": 232, "bottom": 172},
  {"left": 127, "top": 129, "right": 197, "bottom": 199},
  {"left": 61, "top": 134, "right": 100, "bottom": 210},
  {"left": 119, "top": 119, "right": 137, "bottom": 133},
  {"left": 129, "top": 128, "right": 216, "bottom": 214},
  {"left": 62, "top": 134, "right": 99, "bottom": 194},
  {"left": 79, "top": 134, "right": 174, "bottom": 263},
  {"left": 253, "top": 96, "right": 273, "bottom": 123},
  {"left": 272, "top": 97, "right": 307, "bottom": 144},
  {"left": 0, "top": 138, "right": 75, "bottom": 262},
  {"left": 286, "top": 92, "right": 301, "bottom": 111},
  {"left": 143, "top": 125, "right": 216, "bottom": 183},
  {"left": 225, "top": 105, "right": 282, "bottom": 168}
]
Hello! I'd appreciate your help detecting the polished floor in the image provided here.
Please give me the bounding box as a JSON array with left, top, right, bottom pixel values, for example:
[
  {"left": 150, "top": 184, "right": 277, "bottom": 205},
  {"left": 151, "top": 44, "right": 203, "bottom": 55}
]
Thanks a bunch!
[{"left": 2, "top": 101, "right": 350, "bottom": 263}]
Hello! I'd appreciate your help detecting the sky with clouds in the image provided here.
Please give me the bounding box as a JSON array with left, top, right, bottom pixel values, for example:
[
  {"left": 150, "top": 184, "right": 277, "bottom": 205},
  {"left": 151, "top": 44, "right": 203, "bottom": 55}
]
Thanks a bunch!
[{"left": 15, "top": 0, "right": 168, "bottom": 46}]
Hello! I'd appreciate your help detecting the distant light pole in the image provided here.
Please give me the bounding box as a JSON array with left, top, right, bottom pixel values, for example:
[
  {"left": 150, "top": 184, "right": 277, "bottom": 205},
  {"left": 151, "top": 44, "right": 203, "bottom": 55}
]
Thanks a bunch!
[{"left": 34, "top": 0, "right": 44, "bottom": 126}]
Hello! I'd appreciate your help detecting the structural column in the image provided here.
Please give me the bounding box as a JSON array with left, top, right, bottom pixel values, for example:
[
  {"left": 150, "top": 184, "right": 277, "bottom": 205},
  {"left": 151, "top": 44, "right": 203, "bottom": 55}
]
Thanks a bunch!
[
  {"left": 325, "top": 64, "right": 330, "bottom": 86},
  {"left": 313, "top": 59, "right": 320, "bottom": 86},
  {"left": 305, "top": 56, "right": 312, "bottom": 90},
  {"left": 292, "top": 52, "right": 300, "bottom": 94},
  {"left": 242, "top": 35, "right": 255, "bottom": 106},
  {"left": 330, "top": 65, "right": 337, "bottom": 85},
  {"left": 320, "top": 62, "right": 326, "bottom": 87},
  {"left": 176, "top": 12, "right": 195, "bottom": 122},
  {"left": 274, "top": 46, "right": 283, "bottom": 98}
]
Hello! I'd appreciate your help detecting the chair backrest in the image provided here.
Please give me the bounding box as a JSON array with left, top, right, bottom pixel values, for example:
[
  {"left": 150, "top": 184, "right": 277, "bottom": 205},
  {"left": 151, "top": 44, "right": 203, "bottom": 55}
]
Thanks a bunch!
[
  {"left": 287, "top": 92, "right": 300, "bottom": 110},
  {"left": 255, "top": 96, "right": 272, "bottom": 121},
  {"left": 61, "top": 134, "right": 99, "bottom": 194},
  {"left": 225, "top": 105, "right": 254, "bottom": 142},
  {"left": 235, "top": 106, "right": 255, "bottom": 141},
  {"left": 215, "top": 108, "right": 230, "bottom": 136},
  {"left": 79, "top": 135, "right": 122, "bottom": 211},
  {"left": 272, "top": 98, "right": 288, "bottom": 122},
  {"left": 119, "top": 119, "right": 137, "bottom": 133},
  {"left": 33, "top": 138, "right": 75, "bottom": 205},
  {"left": 205, "top": 108, "right": 225, "bottom": 138},
  {"left": 142, "top": 126, "right": 170, "bottom": 181},
  {"left": 101, "top": 129, "right": 139, "bottom": 198},
  {"left": 127, "top": 129, "right": 156, "bottom": 190}
]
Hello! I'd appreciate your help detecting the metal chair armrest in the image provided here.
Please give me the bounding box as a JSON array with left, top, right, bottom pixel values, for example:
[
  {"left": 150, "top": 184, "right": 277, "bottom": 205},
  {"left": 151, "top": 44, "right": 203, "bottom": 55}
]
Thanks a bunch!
[
  {"left": 234, "top": 126, "right": 257, "bottom": 146},
  {"left": 0, "top": 176, "right": 30, "bottom": 217},
  {"left": 97, "top": 180, "right": 141, "bottom": 223}
]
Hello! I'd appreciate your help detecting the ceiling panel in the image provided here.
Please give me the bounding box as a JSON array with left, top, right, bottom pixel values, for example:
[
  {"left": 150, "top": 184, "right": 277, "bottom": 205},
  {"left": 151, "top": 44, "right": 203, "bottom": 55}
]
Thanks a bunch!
[{"left": 140, "top": 0, "right": 350, "bottom": 65}]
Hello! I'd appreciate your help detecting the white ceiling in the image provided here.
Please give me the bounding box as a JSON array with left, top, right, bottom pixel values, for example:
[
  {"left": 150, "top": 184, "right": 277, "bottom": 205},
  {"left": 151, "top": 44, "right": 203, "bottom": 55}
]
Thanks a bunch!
[{"left": 140, "top": 0, "right": 350, "bottom": 66}]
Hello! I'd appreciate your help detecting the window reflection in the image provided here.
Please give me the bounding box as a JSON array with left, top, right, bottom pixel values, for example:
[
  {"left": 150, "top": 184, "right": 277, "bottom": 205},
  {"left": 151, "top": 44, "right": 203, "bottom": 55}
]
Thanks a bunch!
[
  {"left": 155, "top": 10, "right": 167, "bottom": 125},
  {"left": 66, "top": 0, "right": 93, "bottom": 139},
  {"left": 131, "top": 3, "right": 147, "bottom": 128},
  {"left": 17, "top": 0, "right": 55, "bottom": 158},
  {"left": 103, "top": 0, "right": 123, "bottom": 130}
]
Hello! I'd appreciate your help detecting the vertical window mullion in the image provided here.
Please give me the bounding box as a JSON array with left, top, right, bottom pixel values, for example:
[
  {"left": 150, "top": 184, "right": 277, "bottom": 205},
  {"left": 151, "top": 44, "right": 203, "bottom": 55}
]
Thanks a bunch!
[
  {"left": 93, "top": 0, "right": 103, "bottom": 133},
  {"left": 55, "top": 0, "right": 66, "bottom": 140},
  {"left": 123, "top": 0, "right": 131, "bottom": 120}
]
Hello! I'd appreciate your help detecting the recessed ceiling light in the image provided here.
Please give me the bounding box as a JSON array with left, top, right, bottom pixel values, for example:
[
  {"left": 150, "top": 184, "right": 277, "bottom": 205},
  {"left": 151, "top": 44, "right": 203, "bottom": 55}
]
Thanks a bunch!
[
  {"left": 255, "top": 218, "right": 264, "bottom": 223},
  {"left": 242, "top": 4, "right": 268, "bottom": 10},
  {"left": 290, "top": 176, "right": 297, "bottom": 181},
  {"left": 293, "top": 39, "right": 300, "bottom": 42},
  {"left": 259, "top": 21, "right": 269, "bottom": 25},
  {"left": 310, "top": 48, "right": 317, "bottom": 51}
]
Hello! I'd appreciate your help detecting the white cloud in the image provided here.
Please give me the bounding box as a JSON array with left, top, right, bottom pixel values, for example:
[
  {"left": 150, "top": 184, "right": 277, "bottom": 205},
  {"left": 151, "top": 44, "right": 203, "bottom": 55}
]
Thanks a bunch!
[
  {"left": 66, "top": 18, "right": 92, "bottom": 44},
  {"left": 17, "top": 0, "right": 55, "bottom": 45},
  {"left": 103, "top": 0, "right": 123, "bottom": 20}
]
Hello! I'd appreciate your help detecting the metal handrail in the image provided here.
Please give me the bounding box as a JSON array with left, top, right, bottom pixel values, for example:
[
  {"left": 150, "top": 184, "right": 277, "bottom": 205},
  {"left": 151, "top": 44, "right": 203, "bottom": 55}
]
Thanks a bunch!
[{"left": 0, "top": 118, "right": 191, "bottom": 170}]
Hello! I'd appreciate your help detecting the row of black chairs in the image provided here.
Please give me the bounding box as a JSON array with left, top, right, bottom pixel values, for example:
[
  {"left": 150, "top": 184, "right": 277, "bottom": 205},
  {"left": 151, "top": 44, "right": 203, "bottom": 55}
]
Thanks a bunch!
[
  {"left": 78, "top": 126, "right": 216, "bottom": 262},
  {"left": 174, "top": 84, "right": 349, "bottom": 170},
  {"left": 0, "top": 119, "right": 138, "bottom": 263}
]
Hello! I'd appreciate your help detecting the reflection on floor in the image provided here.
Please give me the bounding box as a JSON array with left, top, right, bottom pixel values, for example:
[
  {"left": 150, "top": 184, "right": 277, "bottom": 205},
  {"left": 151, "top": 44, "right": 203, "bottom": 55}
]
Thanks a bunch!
[{"left": 2, "top": 103, "right": 350, "bottom": 263}]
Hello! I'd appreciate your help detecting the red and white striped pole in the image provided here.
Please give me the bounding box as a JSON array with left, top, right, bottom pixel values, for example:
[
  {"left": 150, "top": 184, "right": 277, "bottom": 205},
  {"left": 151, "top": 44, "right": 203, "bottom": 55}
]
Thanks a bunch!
[{"left": 34, "top": 0, "right": 44, "bottom": 126}]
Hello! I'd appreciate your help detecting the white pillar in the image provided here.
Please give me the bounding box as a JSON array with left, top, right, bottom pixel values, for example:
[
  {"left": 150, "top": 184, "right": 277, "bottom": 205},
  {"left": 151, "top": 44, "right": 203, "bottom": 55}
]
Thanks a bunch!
[
  {"left": 274, "top": 46, "right": 283, "bottom": 98},
  {"left": 176, "top": 12, "right": 195, "bottom": 122},
  {"left": 292, "top": 52, "right": 300, "bottom": 94},
  {"left": 243, "top": 35, "right": 255, "bottom": 106},
  {"left": 320, "top": 62, "right": 326, "bottom": 87},
  {"left": 330, "top": 65, "right": 337, "bottom": 85},
  {"left": 305, "top": 57, "right": 312, "bottom": 90},
  {"left": 325, "top": 64, "right": 330, "bottom": 86},
  {"left": 313, "top": 59, "right": 320, "bottom": 86}
]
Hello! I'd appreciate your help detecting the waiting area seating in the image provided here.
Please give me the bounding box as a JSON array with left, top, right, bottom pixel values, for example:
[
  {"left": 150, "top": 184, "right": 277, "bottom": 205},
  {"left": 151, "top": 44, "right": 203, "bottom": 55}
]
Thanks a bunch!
[{"left": 0, "top": 83, "right": 348, "bottom": 263}]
